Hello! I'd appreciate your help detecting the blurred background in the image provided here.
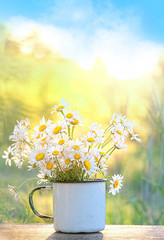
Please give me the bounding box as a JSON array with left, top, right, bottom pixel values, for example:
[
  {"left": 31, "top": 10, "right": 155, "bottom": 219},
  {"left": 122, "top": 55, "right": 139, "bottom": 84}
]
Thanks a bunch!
[{"left": 0, "top": 0, "right": 164, "bottom": 225}]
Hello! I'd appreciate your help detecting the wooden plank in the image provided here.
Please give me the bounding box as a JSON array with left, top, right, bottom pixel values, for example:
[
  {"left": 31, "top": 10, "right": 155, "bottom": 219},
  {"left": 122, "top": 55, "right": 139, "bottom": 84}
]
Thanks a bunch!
[
  {"left": 0, "top": 224, "right": 164, "bottom": 240},
  {"left": 104, "top": 225, "right": 164, "bottom": 239}
]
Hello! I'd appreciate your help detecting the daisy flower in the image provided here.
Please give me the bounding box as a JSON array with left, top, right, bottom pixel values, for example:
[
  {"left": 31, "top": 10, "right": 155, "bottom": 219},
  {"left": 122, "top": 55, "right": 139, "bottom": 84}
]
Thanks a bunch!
[
  {"left": 2, "top": 146, "right": 14, "bottom": 166},
  {"left": 51, "top": 98, "right": 70, "bottom": 115},
  {"left": 16, "top": 119, "right": 31, "bottom": 130},
  {"left": 83, "top": 123, "right": 104, "bottom": 146},
  {"left": 32, "top": 116, "right": 52, "bottom": 139},
  {"left": 8, "top": 185, "right": 19, "bottom": 200},
  {"left": 47, "top": 120, "right": 67, "bottom": 137},
  {"left": 114, "top": 141, "right": 128, "bottom": 150},
  {"left": 47, "top": 144, "right": 63, "bottom": 159},
  {"left": 9, "top": 125, "right": 29, "bottom": 146},
  {"left": 29, "top": 146, "right": 47, "bottom": 167},
  {"left": 125, "top": 121, "right": 136, "bottom": 133},
  {"left": 110, "top": 113, "right": 128, "bottom": 127},
  {"left": 13, "top": 145, "right": 30, "bottom": 168},
  {"left": 89, "top": 122, "right": 104, "bottom": 140},
  {"left": 60, "top": 156, "right": 72, "bottom": 170},
  {"left": 112, "top": 135, "right": 128, "bottom": 150},
  {"left": 68, "top": 139, "right": 86, "bottom": 152},
  {"left": 111, "top": 123, "right": 128, "bottom": 139},
  {"left": 90, "top": 148, "right": 108, "bottom": 169},
  {"left": 89, "top": 148, "right": 101, "bottom": 163},
  {"left": 117, "top": 114, "right": 128, "bottom": 126},
  {"left": 110, "top": 113, "right": 119, "bottom": 126},
  {"left": 83, "top": 132, "right": 103, "bottom": 146},
  {"left": 98, "top": 157, "right": 108, "bottom": 172},
  {"left": 109, "top": 174, "right": 123, "bottom": 195},
  {"left": 130, "top": 132, "right": 142, "bottom": 142},
  {"left": 39, "top": 159, "right": 56, "bottom": 177},
  {"left": 35, "top": 133, "right": 52, "bottom": 148},
  {"left": 82, "top": 154, "right": 98, "bottom": 176},
  {"left": 53, "top": 134, "right": 69, "bottom": 146},
  {"left": 69, "top": 147, "right": 86, "bottom": 162},
  {"left": 64, "top": 108, "right": 83, "bottom": 126}
]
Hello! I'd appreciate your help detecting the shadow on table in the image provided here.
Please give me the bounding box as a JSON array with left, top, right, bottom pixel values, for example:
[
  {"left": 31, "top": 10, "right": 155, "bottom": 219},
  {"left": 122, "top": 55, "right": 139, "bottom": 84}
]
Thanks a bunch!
[{"left": 46, "top": 231, "right": 103, "bottom": 240}]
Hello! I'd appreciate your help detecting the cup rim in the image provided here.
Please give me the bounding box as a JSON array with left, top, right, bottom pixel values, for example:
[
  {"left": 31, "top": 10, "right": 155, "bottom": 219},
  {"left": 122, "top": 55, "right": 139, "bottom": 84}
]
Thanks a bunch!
[{"left": 51, "top": 178, "right": 107, "bottom": 183}]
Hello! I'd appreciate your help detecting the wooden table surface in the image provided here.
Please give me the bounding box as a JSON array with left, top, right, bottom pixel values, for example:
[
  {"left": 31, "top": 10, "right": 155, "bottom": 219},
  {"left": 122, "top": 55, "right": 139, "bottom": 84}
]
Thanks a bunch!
[{"left": 0, "top": 224, "right": 164, "bottom": 240}]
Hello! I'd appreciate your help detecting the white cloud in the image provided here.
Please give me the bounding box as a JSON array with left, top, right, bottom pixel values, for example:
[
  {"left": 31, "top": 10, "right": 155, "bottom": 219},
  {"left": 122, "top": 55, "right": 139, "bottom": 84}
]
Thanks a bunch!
[{"left": 7, "top": 1, "right": 164, "bottom": 80}]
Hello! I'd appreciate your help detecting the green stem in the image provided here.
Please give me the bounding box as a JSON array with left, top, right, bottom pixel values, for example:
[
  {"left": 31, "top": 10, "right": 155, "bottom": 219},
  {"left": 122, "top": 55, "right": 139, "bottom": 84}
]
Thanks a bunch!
[
  {"left": 97, "top": 143, "right": 102, "bottom": 149},
  {"left": 24, "top": 140, "right": 34, "bottom": 149},
  {"left": 106, "top": 146, "right": 115, "bottom": 154},
  {"left": 16, "top": 177, "right": 39, "bottom": 190},
  {"left": 107, "top": 147, "right": 116, "bottom": 156},
  {"left": 104, "top": 124, "right": 112, "bottom": 134},
  {"left": 94, "top": 173, "right": 98, "bottom": 180},
  {"left": 67, "top": 125, "right": 71, "bottom": 139},
  {"left": 56, "top": 157, "right": 63, "bottom": 173},
  {"left": 88, "top": 144, "right": 93, "bottom": 152},
  {"left": 61, "top": 110, "right": 65, "bottom": 116},
  {"left": 75, "top": 161, "right": 79, "bottom": 180},
  {"left": 102, "top": 138, "right": 112, "bottom": 148},
  {"left": 97, "top": 156, "right": 103, "bottom": 166},
  {"left": 72, "top": 126, "right": 75, "bottom": 139},
  {"left": 103, "top": 133, "right": 112, "bottom": 144}
]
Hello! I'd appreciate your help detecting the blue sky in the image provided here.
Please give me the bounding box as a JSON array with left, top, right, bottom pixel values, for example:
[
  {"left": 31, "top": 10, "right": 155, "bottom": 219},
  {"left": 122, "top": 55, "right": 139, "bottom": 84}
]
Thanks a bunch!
[
  {"left": 1, "top": 0, "right": 164, "bottom": 43},
  {"left": 0, "top": 0, "right": 164, "bottom": 80}
]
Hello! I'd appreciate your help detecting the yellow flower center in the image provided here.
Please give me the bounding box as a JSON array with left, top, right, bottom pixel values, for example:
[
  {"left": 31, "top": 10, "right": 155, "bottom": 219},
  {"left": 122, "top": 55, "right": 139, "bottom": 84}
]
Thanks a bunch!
[
  {"left": 52, "top": 150, "right": 59, "bottom": 155},
  {"left": 42, "top": 143, "right": 47, "bottom": 147},
  {"left": 74, "top": 154, "right": 81, "bottom": 160},
  {"left": 87, "top": 137, "right": 95, "bottom": 143},
  {"left": 100, "top": 151, "right": 106, "bottom": 156},
  {"left": 92, "top": 130, "right": 97, "bottom": 138},
  {"left": 41, "top": 137, "right": 46, "bottom": 141},
  {"left": 53, "top": 126, "right": 62, "bottom": 134},
  {"left": 113, "top": 180, "right": 119, "bottom": 188},
  {"left": 113, "top": 120, "right": 117, "bottom": 125},
  {"left": 95, "top": 156, "right": 99, "bottom": 162},
  {"left": 36, "top": 134, "right": 40, "bottom": 139},
  {"left": 85, "top": 152, "right": 89, "bottom": 155},
  {"left": 84, "top": 160, "right": 91, "bottom": 171},
  {"left": 39, "top": 124, "right": 47, "bottom": 132},
  {"left": 46, "top": 162, "right": 53, "bottom": 170},
  {"left": 36, "top": 153, "right": 45, "bottom": 161},
  {"left": 73, "top": 145, "right": 80, "bottom": 150},
  {"left": 117, "top": 130, "right": 122, "bottom": 135},
  {"left": 58, "top": 139, "right": 65, "bottom": 145},
  {"left": 120, "top": 119, "right": 123, "bottom": 124},
  {"left": 56, "top": 105, "right": 64, "bottom": 112},
  {"left": 65, "top": 159, "right": 70, "bottom": 165},
  {"left": 66, "top": 113, "right": 73, "bottom": 118},
  {"left": 70, "top": 118, "right": 79, "bottom": 125}
]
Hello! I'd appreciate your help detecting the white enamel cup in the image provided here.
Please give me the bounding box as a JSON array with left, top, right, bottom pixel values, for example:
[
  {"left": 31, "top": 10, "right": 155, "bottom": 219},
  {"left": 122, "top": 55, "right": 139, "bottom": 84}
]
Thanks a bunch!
[{"left": 29, "top": 179, "right": 107, "bottom": 233}]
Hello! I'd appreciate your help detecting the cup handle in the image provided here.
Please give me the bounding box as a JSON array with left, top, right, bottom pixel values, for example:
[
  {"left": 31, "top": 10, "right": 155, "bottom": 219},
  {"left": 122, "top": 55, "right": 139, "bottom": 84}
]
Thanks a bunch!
[{"left": 29, "top": 185, "right": 54, "bottom": 221}]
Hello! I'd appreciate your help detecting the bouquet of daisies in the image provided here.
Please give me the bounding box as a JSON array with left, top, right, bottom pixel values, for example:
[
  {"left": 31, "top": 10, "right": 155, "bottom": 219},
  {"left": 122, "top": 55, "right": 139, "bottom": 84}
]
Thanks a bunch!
[{"left": 3, "top": 98, "right": 141, "bottom": 197}]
